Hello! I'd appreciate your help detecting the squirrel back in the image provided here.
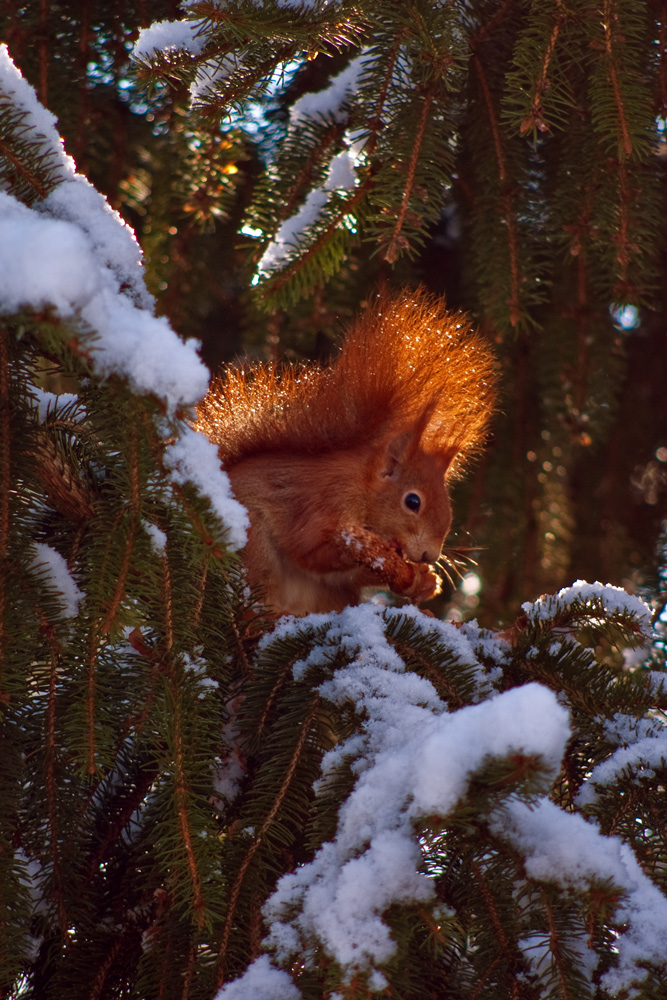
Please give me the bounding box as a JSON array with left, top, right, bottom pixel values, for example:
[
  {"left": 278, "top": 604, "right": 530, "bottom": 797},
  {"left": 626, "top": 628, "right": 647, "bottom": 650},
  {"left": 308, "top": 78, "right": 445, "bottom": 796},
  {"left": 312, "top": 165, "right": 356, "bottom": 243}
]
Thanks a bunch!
[{"left": 197, "top": 290, "right": 498, "bottom": 616}]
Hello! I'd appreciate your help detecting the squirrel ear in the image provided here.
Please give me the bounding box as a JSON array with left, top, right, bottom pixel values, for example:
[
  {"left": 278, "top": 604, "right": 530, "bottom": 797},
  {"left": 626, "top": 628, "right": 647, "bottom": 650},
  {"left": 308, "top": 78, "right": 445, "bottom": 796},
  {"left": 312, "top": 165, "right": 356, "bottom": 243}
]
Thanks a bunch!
[{"left": 379, "top": 431, "right": 414, "bottom": 479}]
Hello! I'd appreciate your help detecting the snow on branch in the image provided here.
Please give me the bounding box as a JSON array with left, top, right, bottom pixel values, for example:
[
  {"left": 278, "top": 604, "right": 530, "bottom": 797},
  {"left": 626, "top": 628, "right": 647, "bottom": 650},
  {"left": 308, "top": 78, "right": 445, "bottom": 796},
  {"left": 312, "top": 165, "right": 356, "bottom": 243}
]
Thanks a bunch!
[
  {"left": 522, "top": 579, "right": 653, "bottom": 640},
  {"left": 263, "top": 681, "right": 568, "bottom": 977},
  {"left": 576, "top": 726, "right": 667, "bottom": 807},
  {"left": 0, "top": 51, "right": 210, "bottom": 411},
  {"left": 492, "top": 797, "right": 667, "bottom": 994},
  {"left": 132, "top": 18, "right": 208, "bottom": 61},
  {"left": 221, "top": 605, "right": 571, "bottom": 993},
  {"left": 289, "top": 52, "right": 370, "bottom": 126},
  {"left": 164, "top": 426, "right": 249, "bottom": 551},
  {"left": 0, "top": 43, "right": 75, "bottom": 188},
  {"left": 31, "top": 542, "right": 84, "bottom": 618}
]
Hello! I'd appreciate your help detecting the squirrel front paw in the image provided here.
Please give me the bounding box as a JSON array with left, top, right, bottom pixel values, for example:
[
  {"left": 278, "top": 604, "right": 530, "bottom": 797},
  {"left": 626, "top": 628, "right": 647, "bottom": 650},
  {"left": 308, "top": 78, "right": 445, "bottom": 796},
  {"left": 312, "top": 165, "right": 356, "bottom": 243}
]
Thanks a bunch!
[
  {"left": 337, "top": 526, "right": 440, "bottom": 605},
  {"left": 400, "top": 562, "right": 441, "bottom": 604}
]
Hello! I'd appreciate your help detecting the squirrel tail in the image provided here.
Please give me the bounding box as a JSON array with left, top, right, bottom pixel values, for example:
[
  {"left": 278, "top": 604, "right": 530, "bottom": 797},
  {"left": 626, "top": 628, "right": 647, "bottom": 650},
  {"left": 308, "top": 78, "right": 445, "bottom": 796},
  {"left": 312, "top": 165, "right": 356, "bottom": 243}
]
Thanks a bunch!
[{"left": 198, "top": 288, "right": 498, "bottom": 472}]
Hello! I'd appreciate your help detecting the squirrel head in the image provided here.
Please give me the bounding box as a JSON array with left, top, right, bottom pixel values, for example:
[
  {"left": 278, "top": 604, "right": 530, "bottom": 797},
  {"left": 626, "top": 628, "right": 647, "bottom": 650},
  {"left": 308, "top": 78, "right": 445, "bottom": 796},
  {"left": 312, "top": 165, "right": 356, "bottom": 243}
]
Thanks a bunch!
[{"left": 367, "top": 429, "right": 452, "bottom": 566}]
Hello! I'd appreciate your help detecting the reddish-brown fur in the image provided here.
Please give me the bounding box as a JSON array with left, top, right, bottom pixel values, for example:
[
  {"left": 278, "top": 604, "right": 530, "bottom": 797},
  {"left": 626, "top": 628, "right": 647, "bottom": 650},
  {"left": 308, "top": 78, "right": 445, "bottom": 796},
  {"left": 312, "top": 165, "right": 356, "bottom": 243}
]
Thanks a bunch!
[{"left": 197, "top": 290, "right": 498, "bottom": 617}]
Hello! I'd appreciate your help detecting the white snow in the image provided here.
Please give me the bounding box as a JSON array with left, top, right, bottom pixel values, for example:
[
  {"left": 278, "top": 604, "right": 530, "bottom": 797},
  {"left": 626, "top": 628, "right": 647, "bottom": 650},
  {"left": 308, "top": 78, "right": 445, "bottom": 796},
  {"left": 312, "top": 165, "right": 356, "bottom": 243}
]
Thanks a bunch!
[
  {"left": 289, "top": 53, "right": 369, "bottom": 125},
  {"left": 132, "top": 19, "right": 208, "bottom": 61},
  {"left": 43, "top": 177, "right": 152, "bottom": 309},
  {"left": 262, "top": 679, "right": 568, "bottom": 976},
  {"left": 257, "top": 187, "right": 328, "bottom": 275},
  {"left": 190, "top": 56, "right": 238, "bottom": 101},
  {"left": 163, "top": 426, "right": 249, "bottom": 550},
  {"left": 215, "top": 955, "right": 301, "bottom": 1000},
  {"left": 30, "top": 385, "right": 80, "bottom": 422},
  {"left": 143, "top": 521, "right": 167, "bottom": 555},
  {"left": 0, "top": 191, "right": 209, "bottom": 409},
  {"left": 0, "top": 194, "right": 99, "bottom": 311},
  {"left": 32, "top": 542, "right": 84, "bottom": 618},
  {"left": 324, "top": 150, "right": 357, "bottom": 191},
  {"left": 255, "top": 52, "right": 372, "bottom": 277}
]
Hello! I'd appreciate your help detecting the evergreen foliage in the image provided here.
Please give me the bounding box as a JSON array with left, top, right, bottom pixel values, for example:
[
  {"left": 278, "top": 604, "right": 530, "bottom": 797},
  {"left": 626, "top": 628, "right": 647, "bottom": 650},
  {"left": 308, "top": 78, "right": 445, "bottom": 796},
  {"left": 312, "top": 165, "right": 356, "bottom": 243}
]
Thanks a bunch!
[{"left": 0, "top": 4, "right": 666, "bottom": 1000}]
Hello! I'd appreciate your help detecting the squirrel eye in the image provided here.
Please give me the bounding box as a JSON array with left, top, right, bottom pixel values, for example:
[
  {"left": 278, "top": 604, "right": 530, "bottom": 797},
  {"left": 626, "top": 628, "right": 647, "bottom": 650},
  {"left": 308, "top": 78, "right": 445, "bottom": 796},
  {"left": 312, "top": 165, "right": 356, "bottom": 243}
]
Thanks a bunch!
[{"left": 404, "top": 492, "right": 422, "bottom": 513}]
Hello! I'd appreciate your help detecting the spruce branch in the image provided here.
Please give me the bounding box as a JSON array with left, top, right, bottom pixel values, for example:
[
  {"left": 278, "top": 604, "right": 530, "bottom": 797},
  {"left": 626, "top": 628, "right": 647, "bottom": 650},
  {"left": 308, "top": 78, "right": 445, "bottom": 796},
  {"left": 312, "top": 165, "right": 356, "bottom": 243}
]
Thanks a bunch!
[
  {"left": 471, "top": 52, "right": 523, "bottom": 327},
  {"left": 215, "top": 693, "right": 321, "bottom": 988},
  {"left": 0, "top": 327, "right": 9, "bottom": 682},
  {"left": 0, "top": 99, "right": 57, "bottom": 202},
  {"left": 365, "top": 35, "right": 404, "bottom": 154},
  {"left": 543, "top": 894, "right": 575, "bottom": 1000},
  {"left": 42, "top": 608, "right": 67, "bottom": 936},
  {"left": 30, "top": 430, "right": 96, "bottom": 524},
  {"left": 281, "top": 120, "right": 346, "bottom": 220},
  {"left": 380, "top": 86, "right": 434, "bottom": 264},
  {"left": 523, "top": 14, "right": 564, "bottom": 136},
  {"left": 657, "top": 1, "right": 667, "bottom": 117},
  {"left": 471, "top": 54, "right": 507, "bottom": 185},
  {"left": 600, "top": 0, "right": 634, "bottom": 159}
]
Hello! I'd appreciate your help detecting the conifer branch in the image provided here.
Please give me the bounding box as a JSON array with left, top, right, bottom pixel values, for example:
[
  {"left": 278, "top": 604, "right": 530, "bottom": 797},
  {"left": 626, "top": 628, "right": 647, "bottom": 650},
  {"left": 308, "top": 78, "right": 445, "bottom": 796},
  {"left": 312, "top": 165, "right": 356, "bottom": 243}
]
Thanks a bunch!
[
  {"left": 161, "top": 550, "right": 174, "bottom": 656},
  {"left": 366, "top": 37, "right": 404, "bottom": 153},
  {"left": 613, "top": 159, "right": 637, "bottom": 291},
  {"left": 257, "top": 656, "right": 303, "bottom": 734},
  {"left": 544, "top": 895, "right": 573, "bottom": 1000},
  {"left": 85, "top": 502, "right": 124, "bottom": 774},
  {"left": 181, "top": 940, "right": 198, "bottom": 1000},
  {"left": 84, "top": 764, "right": 157, "bottom": 880},
  {"left": 521, "top": 12, "right": 563, "bottom": 135},
  {"left": 502, "top": 190, "right": 521, "bottom": 328},
  {"left": 192, "top": 557, "right": 209, "bottom": 629},
  {"left": 101, "top": 428, "right": 140, "bottom": 636},
  {"left": 471, "top": 860, "right": 515, "bottom": 957},
  {"left": 123, "top": 629, "right": 166, "bottom": 739},
  {"left": 42, "top": 611, "right": 67, "bottom": 934},
  {"left": 600, "top": 0, "right": 633, "bottom": 158},
  {"left": 469, "top": 953, "right": 504, "bottom": 1000},
  {"left": 381, "top": 87, "right": 434, "bottom": 263},
  {"left": 390, "top": 639, "right": 465, "bottom": 708},
  {"left": 85, "top": 627, "right": 101, "bottom": 776},
  {"left": 199, "top": 44, "right": 299, "bottom": 116},
  {"left": 32, "top": 430, "right": 96, "bottom": 523},
  {"left": 229, "top": 611, "right": 254, "bottom": 679},
  {"left": 89, "top": 933, "right": 126, "bottom": 1000},
  {"left": 282, "top": 121, "right": 346, "bottom": 220},
  {"left": 164, "top": 549, "right": 206, "bottom": 928},
  {"left": 0, "top": 131, "right": 50, "bottom": 200},
  {"left": 215, "top": 694, "right": 321, "bottom": 987},
  {"left": 472, "top": 54, "right": 522, "bottom": 326},
  {"left": 171, "top": 483, "right": 226, "bottom": 558},
  {"left": 472, "top": 57, "right": 506, "bottom": 183},
  {"left": 0, "top": 327, "right": 8, "bottom": 685},
  {"left": 473, "top": 0, "right": 517, "bottom": 47}
]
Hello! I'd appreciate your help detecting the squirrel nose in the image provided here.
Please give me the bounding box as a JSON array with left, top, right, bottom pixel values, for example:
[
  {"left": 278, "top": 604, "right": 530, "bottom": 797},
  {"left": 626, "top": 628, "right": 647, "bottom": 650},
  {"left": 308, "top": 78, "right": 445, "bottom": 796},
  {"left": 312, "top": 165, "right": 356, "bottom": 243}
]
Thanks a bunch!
[{"left": 421, "top": 550, "right": 431, "bottom": 564}]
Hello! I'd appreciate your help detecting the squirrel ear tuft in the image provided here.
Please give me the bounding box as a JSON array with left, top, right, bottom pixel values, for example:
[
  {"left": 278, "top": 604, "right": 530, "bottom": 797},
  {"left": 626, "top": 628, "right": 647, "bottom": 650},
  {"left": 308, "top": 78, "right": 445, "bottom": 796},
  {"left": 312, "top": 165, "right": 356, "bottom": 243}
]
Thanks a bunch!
[{"left": 379, "top": 430, "right": 414, "bottom": 478}]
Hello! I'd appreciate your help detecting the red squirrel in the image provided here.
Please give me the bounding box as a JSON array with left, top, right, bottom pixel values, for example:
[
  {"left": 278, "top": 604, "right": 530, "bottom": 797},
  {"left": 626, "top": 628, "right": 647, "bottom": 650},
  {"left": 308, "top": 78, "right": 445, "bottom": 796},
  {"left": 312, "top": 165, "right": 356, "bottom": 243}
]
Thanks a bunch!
[{"left": 197, "top": 290, "right": 498, "bottom": 617}]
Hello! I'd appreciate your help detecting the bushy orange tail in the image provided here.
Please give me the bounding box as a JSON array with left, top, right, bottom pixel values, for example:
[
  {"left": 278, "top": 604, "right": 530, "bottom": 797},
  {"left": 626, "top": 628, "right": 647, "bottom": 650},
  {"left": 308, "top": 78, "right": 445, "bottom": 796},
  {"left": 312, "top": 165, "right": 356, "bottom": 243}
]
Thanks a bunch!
[{"left": 198, "top": 289, "right": 498, "bottom": 474}]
